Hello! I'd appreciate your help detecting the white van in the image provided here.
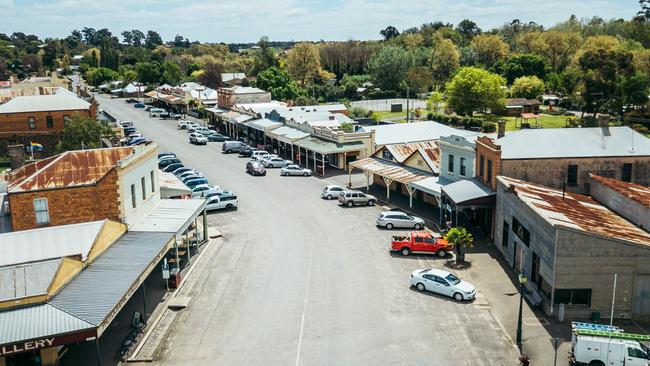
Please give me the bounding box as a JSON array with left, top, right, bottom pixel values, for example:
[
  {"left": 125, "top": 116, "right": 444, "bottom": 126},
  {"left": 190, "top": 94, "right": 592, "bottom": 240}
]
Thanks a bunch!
[
  {"left": 149, "top": 108, "right": 166, "bottom": 117},
  {"left": 571, "top": 334, "right": 650, "bottom": 366}
]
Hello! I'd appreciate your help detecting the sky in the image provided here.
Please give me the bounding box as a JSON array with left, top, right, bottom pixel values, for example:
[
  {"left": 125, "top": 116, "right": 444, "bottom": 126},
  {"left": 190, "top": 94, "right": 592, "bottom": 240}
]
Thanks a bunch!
[{"left": 0, "top": 0, "right": 641, "bottom": 43}]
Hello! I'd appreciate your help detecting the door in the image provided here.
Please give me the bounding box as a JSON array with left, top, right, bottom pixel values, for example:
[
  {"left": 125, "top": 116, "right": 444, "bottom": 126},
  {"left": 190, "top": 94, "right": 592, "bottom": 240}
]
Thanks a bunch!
[
  {"left": 433, "top": 276, "right": 453, "bottom": 296},
  {"left": 626, "top": 347, "right": 648, "bottom": 366},
  {"left": 633, "top": 275, "right": 650, "bottom": 318},
  {"left": 422, "top": 274, "right": 437, "bottom": 293},
  {"left": 412, "top": 235, "right": 426, "bottom": 251}
]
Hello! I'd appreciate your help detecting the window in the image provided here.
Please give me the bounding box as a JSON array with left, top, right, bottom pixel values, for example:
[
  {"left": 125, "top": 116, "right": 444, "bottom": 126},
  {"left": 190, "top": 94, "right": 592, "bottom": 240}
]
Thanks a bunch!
[
  {"left": 628, "top": 348, "right": 647, "bottom": 359},
  {"left": 487, "top": 160, "right": 493, "bottom": 182},
  {"left": 512, "top": 217, "right": 530, "bottom": 246},
  {"left": 554, "top": 289, "right": 592, "bottom": 306},
  {"left": 130, "top": 184, "right": 137, "bottom": 208},
  {"left": 567, "top": 165, "right": 578, "bottom": 186},
  {"left": 415, "top": 236, "right": 424, "bottom": 243},
  {"left": 28, "top": 116, "right": 35, "bottom": 129},
  {"left": 46, "top": 115, "right": 54, "bottom": 128},
  {"left": 434, "top": 276, "right": 449, "bottom": 286},
  {"left": 150, "top": 170, "right": 155, "bottom": 192},
  {"left": 141, "top": 177, "right": 146, "bottom": 200},
  {"left": 460, "top": 157, "right": 466, "bottom": 176},
  {"left": 63, "top": 115, "right": 70, "bottom": 125},
  {"left": 479, "top": 155, "right": 485, "bottom": 178},
  {"left": 502, "top": 221, "right": 509, "bottom": 248},
  {"left": 448, "top": 154, "right": 455, "bottom": 173},
  {"left": 622, "top": 163, "right": 633, "bottom": 182},
  {"left": 33, "top": 198, "right": 50, "bottom": 225}
]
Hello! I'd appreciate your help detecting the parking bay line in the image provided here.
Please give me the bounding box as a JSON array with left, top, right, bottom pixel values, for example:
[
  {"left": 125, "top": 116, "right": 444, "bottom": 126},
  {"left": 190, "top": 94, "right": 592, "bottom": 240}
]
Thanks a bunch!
[{"left": 295, "top": 237, "right": 315, "bottom": 366}]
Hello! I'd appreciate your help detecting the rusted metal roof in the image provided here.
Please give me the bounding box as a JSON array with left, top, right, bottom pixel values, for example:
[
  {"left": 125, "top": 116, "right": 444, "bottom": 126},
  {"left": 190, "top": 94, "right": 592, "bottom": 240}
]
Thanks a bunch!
[
  {"left": 8, "top": 147, "right": 135, "bottom": 193},
  {"left": 498, "top": 176, "right": 650, "bottom": 246},
  {"left": 590, "top": 174, "right": 650, "bottom": 209},
  {"left": 385, "top": 141, "right": 438, "bottom": 163},
  {"left": 350, "top": 157, "right": 432, "bottom": 185}
]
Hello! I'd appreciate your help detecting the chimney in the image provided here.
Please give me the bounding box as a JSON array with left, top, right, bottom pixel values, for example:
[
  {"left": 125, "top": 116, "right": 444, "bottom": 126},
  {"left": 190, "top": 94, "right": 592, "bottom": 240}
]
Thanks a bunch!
[
  {"left": 598, "top": 114, "right": 610, "bottom": 128},
  {"left": 497, "top": 120, "right": 506, "bottom": 139}
]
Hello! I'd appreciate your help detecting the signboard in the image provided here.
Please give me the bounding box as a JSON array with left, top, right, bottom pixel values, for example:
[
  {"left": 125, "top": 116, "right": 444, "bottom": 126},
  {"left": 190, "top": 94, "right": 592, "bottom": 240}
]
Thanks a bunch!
[{"left": 0, "top": 329, "right": 97, "bottom": 357}]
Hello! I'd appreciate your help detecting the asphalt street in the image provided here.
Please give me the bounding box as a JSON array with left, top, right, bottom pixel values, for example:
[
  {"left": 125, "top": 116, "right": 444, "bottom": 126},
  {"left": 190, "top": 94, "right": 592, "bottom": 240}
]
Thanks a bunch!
[{"left": 98, "top": 95, "right": 519, "bottom": 366}]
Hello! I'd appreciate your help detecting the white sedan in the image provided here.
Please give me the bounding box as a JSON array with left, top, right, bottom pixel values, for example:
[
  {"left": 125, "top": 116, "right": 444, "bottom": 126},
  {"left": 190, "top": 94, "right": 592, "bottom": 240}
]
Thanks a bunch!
[
  {"left": 191, "top": 184, "right": 222, "bottom": 198},
  {"left": 410, "top": 268, "right": 476, "bottom": 301},
  {"left": 262, "top": 157, "right": 293, "bottom": 168},
  {"left": 206, "top": 195, "right": 238, "bottom": 211},
  {"left": 281, "top": 164, "right": 312, "bottom": 176}
]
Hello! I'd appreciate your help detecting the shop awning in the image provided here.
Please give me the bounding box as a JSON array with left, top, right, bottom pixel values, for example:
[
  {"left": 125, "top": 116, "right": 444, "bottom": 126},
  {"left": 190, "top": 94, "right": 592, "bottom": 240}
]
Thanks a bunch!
[
  {"left": 249, "top": 118, "right": 283, "bottom": 132},
  {"left": 266, "top": 126, "right": 309, "bottom": 143},
  {"left": 205, "top": 107, "right": 226, "bottom": 115},
  {"left": 409, "top": 176, "right": 454, "bottom": 197},
  {"left": 294, "top": 137, "right": 365, "bottom": 155},
  {"left": 349, "top": 157, "right": 432, "bottom": 185},
  {"left": 159, "top": 171, "right": 191, "bottom": 199},
  {"left": 441, "top": 178, "right": 495, "bottom": 206},
  {"left": 130, "top": 198, "right": 206, "bottom": 234}
]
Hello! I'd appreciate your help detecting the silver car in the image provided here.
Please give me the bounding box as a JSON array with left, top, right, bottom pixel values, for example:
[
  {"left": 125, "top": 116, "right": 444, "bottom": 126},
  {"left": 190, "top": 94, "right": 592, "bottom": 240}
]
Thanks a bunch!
[
  {"left": 262, "top": 157, "right": 292, "bottom": 168},
  {"left": 338, "top": 190, "right": 377, "bottom": 207},
  {"left": 321, "top": 185, "right": 345, "bottom": 200},
  {"left": 376, "top": 211, "right": 425, "bottom": 230},
  {"left": 281, "top": 164, "right": 312, "bottom": 176}
]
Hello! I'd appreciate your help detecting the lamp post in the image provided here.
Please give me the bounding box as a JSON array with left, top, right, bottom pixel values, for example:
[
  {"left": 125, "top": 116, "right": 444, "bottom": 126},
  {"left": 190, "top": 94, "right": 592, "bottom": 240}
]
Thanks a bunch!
[{"left": 516, "top": 273, "right": 528, "bottom": 348}]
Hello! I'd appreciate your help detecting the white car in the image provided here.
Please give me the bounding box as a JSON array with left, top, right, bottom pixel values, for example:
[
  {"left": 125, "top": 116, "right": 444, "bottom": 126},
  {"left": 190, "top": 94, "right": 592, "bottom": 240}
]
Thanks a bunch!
[
  {"left": 321, "top": 185, "right": 345, "bottom": 200},
  {"left": 410, "top": 268, "right": 476, "bottom": 301},
  {"left": 376, "top": 211, "right": 425, "bottom": 230},
  {"left": 281, "top": 165, "right": 312, "bottom": 176},
  {"left": 189, "top": 126, "right": 210, "bottom": 134},
  {"left": 250, "top": 150, "right": 269, "bottom": 160},
  {"left": 206, "top": 195, "right": 238, "bottom": 211},
  {"left": 252, "top": 153, "right": 278, "bottom": 161},
  {"left": 177, "top": 120, "right": 197, "bottom": 130},
  {"left": 189, "top": 132, "right": 208, "bottom": 145},
  {"left": 262, "top": 157, "right": 292, "bottom": 168},
  {"left": 191, "top": 184, "right": 223, "bottom": 198}
]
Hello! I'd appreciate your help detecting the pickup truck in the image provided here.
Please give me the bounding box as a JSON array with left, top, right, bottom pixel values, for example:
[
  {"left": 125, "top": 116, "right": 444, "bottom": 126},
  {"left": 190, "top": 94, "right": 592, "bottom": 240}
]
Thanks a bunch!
[{"left": 391, "top": 231, "right": 454, "bottom": 257}]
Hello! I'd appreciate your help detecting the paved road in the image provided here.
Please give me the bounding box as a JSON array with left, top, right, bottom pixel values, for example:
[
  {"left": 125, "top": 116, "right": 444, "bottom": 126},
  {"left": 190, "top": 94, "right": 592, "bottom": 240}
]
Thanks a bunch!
[{"left": 98, "top": 95, "right": 518, "bottom": 366}]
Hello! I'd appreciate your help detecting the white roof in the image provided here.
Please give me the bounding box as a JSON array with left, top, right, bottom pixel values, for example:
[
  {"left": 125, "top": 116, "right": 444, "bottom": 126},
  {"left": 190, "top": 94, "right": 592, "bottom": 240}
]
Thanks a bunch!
[
  {"left": 0, "top": 220, "right": 105, "bottom": 266},
  {"left": 496, "top": 127, "right": 650, "bottom": 159},
  {"left": 190, "top": 87, "right": 218, "bottom": 101},
  {"left": 123, "top": 83, "right": 145, "bottom": 94},
  {"left": 233, "top": 86, "right": 266, "bottom": 94},
  {"left": 360, "top": 121, "right": 479, "bottom": 146},
  {"left": 249, "top": 118, "right": 283, "bottom": 131},
  {"left": 0, "top": 92, "right": 91, "bottom": 113},
  {"left": 131, "top": 199, "right": 205, "bottom": 234},
  {"left": 222, "top": 73, "right": 246, "bottom": 82},
  {"left": 159, "top": 171, "right": 191, "bottom": 198}
]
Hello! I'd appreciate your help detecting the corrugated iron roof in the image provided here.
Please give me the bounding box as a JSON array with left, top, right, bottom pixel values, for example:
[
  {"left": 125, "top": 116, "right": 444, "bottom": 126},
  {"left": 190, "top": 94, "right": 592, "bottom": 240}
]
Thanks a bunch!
[
  {"left": 0, "top": 93, "right": 91, "bottom": 113},
  {"left": 590, "top": 174, "right": 650, "bottom": 209},
  {"left": 0, "top": 303, "right": 94, "bottom": 345},
  {"left": 8, "top": 147, "right": 135, "bottom": 193},
  {"left": 498, "top": 176, "right": 650, "bottom": 246},
  {"left": 0, "top": 259, "right": 61, "bottom": 302},
  {"left": 130, "top": 199, "right": 205, "bottom": 233},
  {"left": 350, "top": 157, "right": 432, "bottom": 185}
]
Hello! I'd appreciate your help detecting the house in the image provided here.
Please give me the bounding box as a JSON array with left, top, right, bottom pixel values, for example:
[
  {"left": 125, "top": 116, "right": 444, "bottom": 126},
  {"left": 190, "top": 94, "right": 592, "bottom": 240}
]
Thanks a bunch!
[
  {"left": 0, "top": 88, "right": 97, "bottom": 156},
  {"left": 217, "top": 86, "right": 271, "bottom": 109},
  {"left": 113, "top": 82, "right": 145, "bottom": 98},
  {"left": 501, "top": 98, "right": 541, "bottom": 116},
  {"left": 494, "top": 175, "right": 650, "bottom": 320},
  {"left": 475, "top": 125, "right": 650, "bottom": 195},
  {"left": 5, "top": 144, "right": 160, "bottom": 231},
  {"left": 221, "top": 72, "right": 247, "bottom": 86}
]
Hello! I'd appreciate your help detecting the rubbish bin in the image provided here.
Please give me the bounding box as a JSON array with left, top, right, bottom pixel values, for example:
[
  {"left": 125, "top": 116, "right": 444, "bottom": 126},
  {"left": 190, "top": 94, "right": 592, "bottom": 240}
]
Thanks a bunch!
[
  {"left": 591, "top": 311, "right": 601, "bottom": 321},
  {"left": 168, "top": 268, "right": 182, "bottom": 289}
]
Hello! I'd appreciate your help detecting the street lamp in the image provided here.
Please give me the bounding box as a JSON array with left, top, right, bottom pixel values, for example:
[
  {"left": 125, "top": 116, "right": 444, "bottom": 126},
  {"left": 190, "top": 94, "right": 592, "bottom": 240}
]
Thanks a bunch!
[{"left": 516, "top": 273, "right": 528, "bottom": 348}]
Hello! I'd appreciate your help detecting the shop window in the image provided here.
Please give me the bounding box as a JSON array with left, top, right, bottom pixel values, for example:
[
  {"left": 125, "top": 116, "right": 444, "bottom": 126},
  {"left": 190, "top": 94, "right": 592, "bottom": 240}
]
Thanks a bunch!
[
  {"left": 540, "top": 278, "right": 552, "bottom": 299},
  {"left": 28, "top": 116, "right": 35, "bottom": 129},
  {"left": 479, "top": 155, "right": 485, "bottom": 178},
  {"left": 622, "top": 163, "right": 633, "bottom": 182},
  {"left": 448, "top": 154, "right": 455, "bottom": 173},
  {"left": 46, "top": 115, "right": 54, "bottom": 128},
  {"left": 567, "top": 165, "right": 578, "bottom": 186},
  {"left": 141, "top": 177, "right": 146, "bottom": 200},
  {"left": 150, "top": 170, "right": 155, "bottom": 192},
  {"left": 33, "top": 198, "right": 50, "bottom": 225},
  {"left": 554, "top": 289, "right": 591, "bottom": 306},
  {"left": 487, "top": 160, "right": 493, "bottom": 182},
  {"left": 131, "top": 184, "right": 137, "bottom": 208},
  {"left": 460, "top": 157, "right": 466, "bottom": 176},
  {"left": 512, "top": 217, "right": 530, "bottom": 246}
]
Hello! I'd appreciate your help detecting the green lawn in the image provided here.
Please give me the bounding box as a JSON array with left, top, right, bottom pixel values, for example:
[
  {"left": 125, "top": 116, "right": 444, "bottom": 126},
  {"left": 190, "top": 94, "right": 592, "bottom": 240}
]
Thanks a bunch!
[
  {"left": 374, "top": 111, "right": 406, "bottom": 120},
  {"left": 501, "top": 114, "right": 571, "bottom": 131}
]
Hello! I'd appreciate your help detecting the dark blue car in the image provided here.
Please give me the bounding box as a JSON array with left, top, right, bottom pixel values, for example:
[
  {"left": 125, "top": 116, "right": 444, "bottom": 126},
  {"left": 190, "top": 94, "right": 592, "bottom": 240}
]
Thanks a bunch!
[{"left": 134, "top": 103, "right": 145, "bottom": 108}]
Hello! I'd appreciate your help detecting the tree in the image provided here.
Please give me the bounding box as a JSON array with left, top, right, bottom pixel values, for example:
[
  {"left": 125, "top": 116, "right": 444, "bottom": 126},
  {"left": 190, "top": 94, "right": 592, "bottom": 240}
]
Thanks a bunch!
[
  {"left": 445, "top": 67, "right": 506, "bottom": 115},
  {"left": 136, "top": 61, "right": 161, "bottom": 84},
  {"left": 121, "top": 30, "right": 133, "bottom": 45},
  {"left": 57, "top": 114, "right": 114, "bottom": 152},
  {"left": 42, "top": 41, "right": 58, "bottom": 70},
  {"left": 160, "top": 61, "right": 183, "bottom": 85},
  {"left": 145, "top": 30, "right": 163, "bottom": 49},
  {"left": 456, "top": 19, "right": 481, "bottom": 43},
  {"left": 251, "top": 36, "right": 278, "bottom": 75},
  {"left": 254, "top": 66, "right": 304, "bottom": 101},
  {"left": 470, "top": 34, "right": 510, "bottom": 68},
  {"left": 85, "top": 67, "right": 119, "bottom": 86},
  {"left": 286, "top": 43, "right": 322, "bottom": 86},
  {"left": 578, "top": 48, "right": 635, "bottom": 114},
  {"left": 639, "top": 0, "right": 650, "bottom": 21},
  {"left": 539, "top": 31, "right": 581, "bottom": 72},
  {"left": 197, "top": 59, "right": 223, "bottom": 89},
  {"left": 380, "top": 26, "right": 400, "bottom": 40},
  {"left": 494, "top": 53, "right": 547, "bottom": 84},
  {"left": 368, "top": 46, "right": 412, "bottom": 91},
  {"left": 405, "top": 66, "right": 433, "bottom": 93},
  {"left": 621, "top": 73, "right": 650, "bottom": 112},
  {"left": 131, "top": 30, "right": 145, "bottom": 47},
  {"left": 427, "top": 91, "right": 444, "bottom": 113},
  {"left": 444, "top": 227, "right": 474, "bottom": 264},
  {"left": 429, "top": 39, "right": 460, "bottom": 89},
  {"left": 511, "top": 75, "right": 545, "bottom": 99}
]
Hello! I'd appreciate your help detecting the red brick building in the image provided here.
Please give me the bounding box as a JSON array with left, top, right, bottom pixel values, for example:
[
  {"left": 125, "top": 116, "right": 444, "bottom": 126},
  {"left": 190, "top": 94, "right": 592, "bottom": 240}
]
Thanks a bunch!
[{"left": 0, "top": 89, "right": 97, "bottom": 157}]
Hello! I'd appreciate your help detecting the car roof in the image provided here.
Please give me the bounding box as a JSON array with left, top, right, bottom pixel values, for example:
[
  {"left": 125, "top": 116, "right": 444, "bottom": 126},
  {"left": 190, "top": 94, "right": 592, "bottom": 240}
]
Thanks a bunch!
[
  {"left": 326, "top": 184, "right": 343, "bottom": 189},
  {"left": 425, "top": 268, "right": 451, "bottom": 277}
]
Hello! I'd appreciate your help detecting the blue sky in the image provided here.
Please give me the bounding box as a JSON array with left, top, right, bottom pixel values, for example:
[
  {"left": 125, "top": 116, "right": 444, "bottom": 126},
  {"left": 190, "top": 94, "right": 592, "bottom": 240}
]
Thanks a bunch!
[{"left": 0, "top": 0, "right": 640, "bottom": 43}]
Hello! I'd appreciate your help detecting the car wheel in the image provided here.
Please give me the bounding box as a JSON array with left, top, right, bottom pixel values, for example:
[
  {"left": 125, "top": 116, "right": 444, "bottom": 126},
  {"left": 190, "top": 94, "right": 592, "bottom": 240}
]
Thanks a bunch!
[
  {"left": 226, "top": 204, "right": 234, "bottom": 210},
  {"left": 400, "top": 247, "right": 410, "bottom": 256},
  {"left": 416, "top": 282, "right": 425, "bottom": 291},
  {"left": 436, "top": 249, "right": 446, "bottom": 258},
  {"left": 588, "top": 362, "right": 605, "bottom": 366},
  {"left": 368, "top": 200, "right": 375, "bottom": 206},
  {"left": 346, "top": 201, "right": 353, "bottom": 208},
  {"left": 453, "top": 292, "right": 464, "bottom": 301},
  {"left": 414, "top": 223, "right": 422, "bottom": 230},
  {"left": 227, "top": 149, "right": 232, "bottom": 153},
  {"left": 326, "top": 194, "right": 332, "bottom": 200},
  {"left": 303, "top": 172, "right": 308, "bottom": 176},
  {"left": 386, "top": 223, "right": 393, "bottom": 229}
]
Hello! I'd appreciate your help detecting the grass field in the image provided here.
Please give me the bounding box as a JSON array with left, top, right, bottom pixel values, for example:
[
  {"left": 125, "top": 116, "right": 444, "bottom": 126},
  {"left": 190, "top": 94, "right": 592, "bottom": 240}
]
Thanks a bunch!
[
  {"left": 375, "top": 111, "right": 407, "bottom": 120},
  {"left": 500, "top": 114, "right": 571, "bottom": 131}
]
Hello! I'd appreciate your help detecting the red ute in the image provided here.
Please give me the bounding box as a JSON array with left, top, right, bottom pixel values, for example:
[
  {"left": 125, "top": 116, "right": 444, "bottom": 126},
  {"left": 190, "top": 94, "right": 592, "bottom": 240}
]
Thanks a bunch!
[{"left": 390, "top": 231, "right": 454, "bottom": 257}]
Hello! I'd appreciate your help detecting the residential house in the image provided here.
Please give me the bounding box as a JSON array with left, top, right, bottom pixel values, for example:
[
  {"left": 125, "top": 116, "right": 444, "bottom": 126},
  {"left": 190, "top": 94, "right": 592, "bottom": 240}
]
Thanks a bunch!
[
  {"left": 501, "top": 98, "right": 541, "bottom": 116},
  {"left": 221, "top": 72, "right": 246, "bottom": 86}
]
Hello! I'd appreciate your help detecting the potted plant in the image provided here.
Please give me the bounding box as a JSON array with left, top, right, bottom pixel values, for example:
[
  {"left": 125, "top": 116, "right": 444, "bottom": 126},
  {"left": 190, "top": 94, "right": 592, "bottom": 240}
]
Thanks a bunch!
[{"left": 444, "top": 227, "right": 474, "bottom": 264}]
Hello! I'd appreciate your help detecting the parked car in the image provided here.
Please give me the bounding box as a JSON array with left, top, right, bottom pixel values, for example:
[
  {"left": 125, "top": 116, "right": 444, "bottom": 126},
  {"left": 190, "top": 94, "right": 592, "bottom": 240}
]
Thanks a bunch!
[
  {"left": 125, "top": 98, "right": 138, "bottom": 103},
  {"left": 177, "top": 120, "right": 197, "bottom": 130},
  {"left": 179, "top": 171, "right": 203, "bottom": 181},
  {"left": 571, "top": 329, "right": 649, "bottom": 366},
  {"left": 246, "top": 161, "right": 266, "bottom": 176},
  {"left": 250, "top": 150, "right": 269, "bottom": 160},
  {"left": 203, "top": 190, "right": 235, "bottom": 200},
  {"left": 158, "top": 152, "right": 176, "bottom": 159},
  {"left": 170, "top": 113, "right": 182, "bottom": 119},
  {"left": 159, "top": 111, "right": 171, "bottom": 119},
  {"left": 262, "top": 157, "right": 292, "bottom": 168},
  {"left": 184, "top": 177, "right": 209, "bottom": 189},
  {"left": 410, "top": 268, "right": 476, "bottom": 301},
  {"left": 162, "top": 163, "right": 184, "bottom": 173},
  {"left": 222, "top": 141, "right": 247, "bottom": 153},
  {"left": 198, "top": 129, "right": 218, "bottom": 136},
  {"left": 128, "top": 133, "right": 143, "bottom": 140},
  {"left": 377, "top": 211, "right": 425, "bottom": 230},
  {"left": 134, "top": 103, "right": 145, "bottom": 108},
  {"left": 321, "top": 185, "right": 345, "bottom": 200},
  {"left": 189, "top": 132, "right": 208, "bottom": 145},
  {"left": 238, "top": 146, "right": 258, "bottom": 157},
  {"left": 390, "top": 231, "right": 453, "bottom": 257},
  {"left": 144, "top": 105, "right": 154, "bottom": 111},
  {"left": 281, "top": 164, "right": 311, "bottom": 176},
  {"left": 338, "top": 190, "right": 376, "bottom": 207},
  {"left": 159, "top": 157, "right": 182, "bottom": 169},
  {"left": 191, "top": 184, "right": 222, "bottom": 198},
  {"left": 173, "top": 167, "right": 195, "bottom": 176},
  {"left": 127, "top": 137, "right": 148, "bottom": 146},
  {"left": 188, "top": 126, "right": 210, "bottom": 134},
  {"left": 207, "top": 133, "right": 227, "bottom": 142},
  {"left": 119, "top": 121, "right": 134, "bottom": 128},
  {"left": 123, "top": 127, "right": 137, "bottom": 136},
  {"left": 149, "top": 108, "right": 165, "bottom": 116},
  {"left": 205, "top": 195, "right": 238, "bottom": 211}
]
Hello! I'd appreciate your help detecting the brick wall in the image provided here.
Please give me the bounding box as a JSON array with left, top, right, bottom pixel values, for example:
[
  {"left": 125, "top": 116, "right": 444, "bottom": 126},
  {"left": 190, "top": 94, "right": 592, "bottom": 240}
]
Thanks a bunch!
[
  {"left": 8, "top": 169, "right": 121, "bottom": 231},
  {"left": 475, "top": 136, "right": 502, "bottom": 190}
]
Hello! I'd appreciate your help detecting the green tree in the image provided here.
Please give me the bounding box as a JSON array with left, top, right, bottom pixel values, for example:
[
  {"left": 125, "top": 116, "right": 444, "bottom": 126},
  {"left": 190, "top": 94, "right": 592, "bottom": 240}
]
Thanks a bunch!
[
  {"left": 57, "top": 114, "right": 114, "bottom": 152},
  {"left": 578, "top": 48, "right": 635, "bottom": 114},
  {"left": 427, "top": 91, "right": 444, "bottom": 113},
  {"left": 620, "top": 73, "right": 650, "bottom": 113},
  {"left": 160, "top": 61, "right": 183, "bottom": 85},
  {"left": 430, "top": 39, "right": 460, "bottom": 89},
  {"left": 286, "top": 42, "right": 322, "bottom": 86},
  {"left": 445, "top": 67, "right": 506, "bottom": 115},
  {"left": 368, "top": 46, "right": 412, "bottom": 91},
  {"left": 380, "top": 26, "right": 400, "bottom": 40},
  {"left": 250, "top": 36, "right": 278, "bottom": 75},
  {"left": 493, "top": 53, "right": 547, "bottom": 84},
  {"left": 470, "top": 34, "right": 510, "bottom": 68},
  {"left": 145, "top": 30, "right": 163, "bottom": 49},
  {"left": 444, "top": 227, "right": 474, "bottom": 264},
  {"left": 85, "top": 67, "right": 119, "bottom": 86},
  {"left": 510, "top": 75, "right": 545, "bottom": 99},
  {"left": 136, "top": 61, "right": 161, "bottom": 84},
  {"left": 254, "top": 66, "right": 304, "bottom": 101}
]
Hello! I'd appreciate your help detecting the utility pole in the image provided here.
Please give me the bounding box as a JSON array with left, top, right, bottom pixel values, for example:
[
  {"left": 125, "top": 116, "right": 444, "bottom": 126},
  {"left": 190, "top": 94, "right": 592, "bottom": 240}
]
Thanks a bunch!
[{"left": 406, "top": 86, "right": 410, "bottom": 123}]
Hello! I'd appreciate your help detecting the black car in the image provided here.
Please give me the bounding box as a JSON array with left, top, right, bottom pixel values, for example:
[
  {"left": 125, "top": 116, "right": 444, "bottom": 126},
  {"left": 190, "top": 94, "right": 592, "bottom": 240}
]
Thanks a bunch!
[
  {"left": 158, "top": 152, "right": 176, "bottom": 159},
  {"left": 162, "top": 163, "right": 184, "bottom": 173},
  {"left": 125, "top": 98, "right": 139, "bottom": 103},
  {"left": 207, "top": 133, "right": 227, "bottom": 142},
  {"left": 238, "top": 146, "right": 258, "bottom": 157},
  {"left": 159, "top": 158, "right": 182, "bottom": 169}
]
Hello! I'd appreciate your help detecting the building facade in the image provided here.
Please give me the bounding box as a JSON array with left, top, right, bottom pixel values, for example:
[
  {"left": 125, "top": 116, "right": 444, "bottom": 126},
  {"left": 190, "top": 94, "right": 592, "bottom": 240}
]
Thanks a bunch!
[{"left": 217, "top": 86, "right": 271, "bottom": 109}]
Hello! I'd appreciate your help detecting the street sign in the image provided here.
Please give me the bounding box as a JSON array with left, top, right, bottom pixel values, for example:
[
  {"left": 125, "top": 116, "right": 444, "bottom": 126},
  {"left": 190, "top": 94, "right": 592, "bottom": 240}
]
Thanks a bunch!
[{"left": 162, "top": 259, "right": 170, "bottom": 280}]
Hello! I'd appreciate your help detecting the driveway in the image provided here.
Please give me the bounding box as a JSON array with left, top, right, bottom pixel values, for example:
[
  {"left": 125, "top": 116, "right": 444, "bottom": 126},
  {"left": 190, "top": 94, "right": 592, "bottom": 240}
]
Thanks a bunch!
[{"left": 98, "top": 95, "right": 519, "bottom": 366}]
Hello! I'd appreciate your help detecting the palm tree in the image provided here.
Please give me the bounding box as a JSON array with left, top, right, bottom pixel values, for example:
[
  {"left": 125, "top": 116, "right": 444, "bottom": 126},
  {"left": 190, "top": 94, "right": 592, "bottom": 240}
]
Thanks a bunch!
[{"left": 444, "top": 227, "right": 474, "bottom": 264}]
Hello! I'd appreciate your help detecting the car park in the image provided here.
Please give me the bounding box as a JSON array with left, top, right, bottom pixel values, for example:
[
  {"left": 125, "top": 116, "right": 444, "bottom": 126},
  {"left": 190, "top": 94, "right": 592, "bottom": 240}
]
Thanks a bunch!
[
  {"left": 338, "top": 190, "right": 376, "bottom": 207},
  {"left": 222, "top": 141, "right": 247, "bottom": 153},
  {"left": 205, "top": 195, "right": 238, "bottom": 211},
  {"left": 238, "top": 146, "right": 258, "bottom": 157},
  {"left": 184, "top": 177, "right": 209, "bottom": 189},
  {"left": 390, "top": 231, "right": 453, "bottom": 257},
  {"left": 162, "top": 163, "right": 184, "bottom": 173},
  {"left": 246, "top": 161, "right": 266, "bottom": 176},
  {"left": 158, "top": 157, "right": 182, "bottom": 169},
  {"left": 410, "top": 268, "right": 476, "bottom": 301},
  {"left": 189, "top": 132, "right": 208, "bottom": 145},
  {"left": 321, "top": 185, "right": 345, "bottom": 200},
  {"left": 261, "top": 157, "right": 292, "bottom": 168},
  {"left": 134, "top": 103, "right": 145, "bottom": 108},
  {"left": 281, "top": 165, "right": 312, "bottom": 176},
  {"left": 377, "top": 211, "right": 425, "bottom": 230},
  {"left": 191, "top": 184, "right": 223, "bottom": 198},
  {"left": 207, "top": 132, "right": 227, "bottom": 142}
]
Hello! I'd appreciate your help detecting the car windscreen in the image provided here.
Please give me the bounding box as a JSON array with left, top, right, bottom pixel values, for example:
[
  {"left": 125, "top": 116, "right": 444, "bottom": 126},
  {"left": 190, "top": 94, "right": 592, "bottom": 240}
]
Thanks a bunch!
[{"left": 445, "top": 274, "right": 461, "bottom": 285}]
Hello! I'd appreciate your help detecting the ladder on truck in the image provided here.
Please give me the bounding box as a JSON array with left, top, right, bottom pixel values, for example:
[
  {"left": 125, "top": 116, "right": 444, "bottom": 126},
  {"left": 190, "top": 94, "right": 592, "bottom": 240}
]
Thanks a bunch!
[
  {"left": 571, "top": 321, "right": 622, "bottom": 333},
  {"left": 575, "top": 329, "right": 650, "bottom": 342}
]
